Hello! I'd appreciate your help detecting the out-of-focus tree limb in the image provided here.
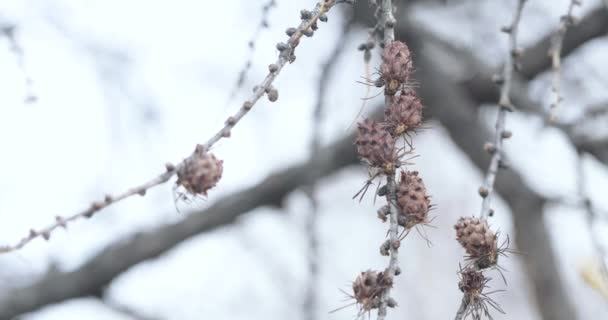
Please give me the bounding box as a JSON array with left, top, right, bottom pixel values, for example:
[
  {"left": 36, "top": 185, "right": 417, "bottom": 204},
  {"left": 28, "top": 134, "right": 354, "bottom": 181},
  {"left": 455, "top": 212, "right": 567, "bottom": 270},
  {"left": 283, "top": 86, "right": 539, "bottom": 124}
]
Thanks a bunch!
[
  {"left": 397, "top": 6, "right": 608, "bottom": 165},
  {"left": 464, "top": 5, "right": 608, "bottom": 103}
]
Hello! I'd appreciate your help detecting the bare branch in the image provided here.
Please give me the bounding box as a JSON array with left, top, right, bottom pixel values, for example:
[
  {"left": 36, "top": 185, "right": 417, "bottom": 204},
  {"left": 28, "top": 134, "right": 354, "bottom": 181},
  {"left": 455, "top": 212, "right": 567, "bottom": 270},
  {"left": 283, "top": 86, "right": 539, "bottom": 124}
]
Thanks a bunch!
[
  {"left": 548, "top": 0, "right": 581, "bottom": 121},
  {"left": 303, "top": 14, "right": 355, "bottom": 320},
  {"left": 0, "top": 0, "right": 340, "bottom": 254},
  {"left": 479, "top": 0, "right": 527, "bottom": 220},
  {"left": 224, "top": 0, "right": 277, "bottom": 107}
]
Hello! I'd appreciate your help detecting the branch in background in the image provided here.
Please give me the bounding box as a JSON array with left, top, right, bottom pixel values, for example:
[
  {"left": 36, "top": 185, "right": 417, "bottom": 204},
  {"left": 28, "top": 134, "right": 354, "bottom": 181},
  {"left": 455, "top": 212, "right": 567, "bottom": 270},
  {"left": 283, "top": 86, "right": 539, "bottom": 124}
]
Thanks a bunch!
[
  {"left": 1, "top": 24, "right": 37, "bottom": 103},
  {"left": 101, "top": 297, "right": 162, "bottom": 320},
  {"left": 432, "top": 4, "right": 608, "bottom": 166},
  {"left": 518, "top": 6, "right": 608, "bottom": 80},
  {"left": 224, "top": 0, "right": 277, "bottom": 107},
  {"left": 0, "top": 0, "right": 340, "bottom": 254},
  {"left": 463, "top": 4, "right": 608, "bottom": 105},
  {"left": 548, "top": 0, "right": 581, "bottom": 121},
  {"left": 576, "top": 150, "right": 608, "bottom": 283},
  {"left": 302, "top": 14, "right": 354, "bottom": 320}
]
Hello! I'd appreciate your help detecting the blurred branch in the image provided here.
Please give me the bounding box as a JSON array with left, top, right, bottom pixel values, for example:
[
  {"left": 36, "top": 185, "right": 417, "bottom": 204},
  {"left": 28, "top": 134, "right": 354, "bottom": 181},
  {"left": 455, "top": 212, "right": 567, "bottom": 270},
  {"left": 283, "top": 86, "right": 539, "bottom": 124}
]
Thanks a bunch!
[
  {"left": 224, "top": 0, "right": 277, "bottom": 107},
  {"left": 519, "top": 5, "right": 608, "bottom": 80},
  {"left": 463, "top": 5, "right": 608, "bottom": 100},
  {"left": 303, "top": 15, "right": 354, "bottom": 320},
  {"left": 1, "top": 24, "right": 36, "bottom": 103},
  {"left": 101, "top": 297, "right": 162, "bottom": 320},
  {"left": 0, "top": 0, "right": 339, "bottom": 254},
  {"left": 576, "top": 151, "right": 608, "bottom": 283},
  {"left": 548, "top": 0, "right": 581, "bottom": 120},
  {"left": 409, "top": 4, "right": 608, "bottom": 166}
]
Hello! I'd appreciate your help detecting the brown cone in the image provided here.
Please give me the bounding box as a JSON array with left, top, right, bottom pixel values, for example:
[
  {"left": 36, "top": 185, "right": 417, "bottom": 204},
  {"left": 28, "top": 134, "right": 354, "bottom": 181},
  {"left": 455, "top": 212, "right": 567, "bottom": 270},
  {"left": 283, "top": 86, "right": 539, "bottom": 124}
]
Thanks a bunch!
[
  {"left": 380, "top": 41, "right": 413, "bottom": 95},
  {"left": 396, "top": 171, "right": 431, "bottom": 228},
  {"left": 385, "top": 90, "right": 423, "bottom": 136},
  {"left": 454, "top": 217, "right": 498, "bottom": 268},
  {"left": 355, "top": 119, "right": 397, "bottom": 173},
  {"left": 176, "top": 151, "right": 223, "bottom": 196}
]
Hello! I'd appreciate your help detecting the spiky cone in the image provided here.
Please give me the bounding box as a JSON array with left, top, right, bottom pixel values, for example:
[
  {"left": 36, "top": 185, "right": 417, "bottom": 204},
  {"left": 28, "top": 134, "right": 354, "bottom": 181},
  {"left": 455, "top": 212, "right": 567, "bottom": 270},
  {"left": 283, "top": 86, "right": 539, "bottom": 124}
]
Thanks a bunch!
[
  {"left": 458, "top": 268, "right": 486, "bottom": 299},
  {"left": 384, "top": 90, "right": 423, "bottom": 136},
  {"left": 176, "top": 149, "right": 224, "bottom": 196},
  {"left": 396, "top": 171, "right": 431, "bottom": 229},
  {"left": 454, "top": 217, "right": 498, "bottom": 269},
  {"left": 380, "top": 41, "right": 413, "bottom": 95},
  {"left": 355, "top": 119, "right": 397, "bottom": 174},
  {"left": 352, "top": 270, "right": 392, "bottom": 312}
]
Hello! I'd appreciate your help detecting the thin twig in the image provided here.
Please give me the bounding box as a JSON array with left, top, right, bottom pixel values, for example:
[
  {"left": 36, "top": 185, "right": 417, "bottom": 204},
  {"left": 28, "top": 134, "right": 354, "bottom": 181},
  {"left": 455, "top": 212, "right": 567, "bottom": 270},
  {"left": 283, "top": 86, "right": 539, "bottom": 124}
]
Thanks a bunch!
[
  {"left": 479, "top": 0, "right": 527, "bottom": 220},
  {"left": 224, "top": 0, "right": 277, "bottom": 107},
  {"left": 1, "top": 24, "right": 36, "bottom": 103},
  {"left": 303, "top": 16, "right": 354, "bottom": 320},
  {"left": 0, "top": 0, "right": 340, "bottom": 254},
  {"left": 576, "top": 150, "right": 608, "bottom": 282},
  {"left": 377, "top": 1, "right": 398, "bottom": 320},
  {"left": 548, "top": 0, "right": 581, "bottom": 122}
]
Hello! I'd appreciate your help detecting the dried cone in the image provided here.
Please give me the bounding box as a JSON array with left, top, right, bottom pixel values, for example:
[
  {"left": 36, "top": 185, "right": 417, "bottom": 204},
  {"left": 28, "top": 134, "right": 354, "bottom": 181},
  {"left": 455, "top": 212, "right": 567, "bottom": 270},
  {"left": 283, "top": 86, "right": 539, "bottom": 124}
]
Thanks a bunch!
[
  {"left": 454, "top": 217, "right": 498, "bottom": 268},
  {"left": 458, "top": 268, "right": 486, "bottom": 298},
  {"left": 380, "top": 41, "right": 413, "bottom": 95},
  {"left": 355, "top": 119, "right": 397, "bottom": 173},
  {"left": 176, "top": 150, "right": 223, "bottom": 196},
  {"left": 396, "top": 171, "right": 431, "bottom": 229},
  {"left": 352, "top": 270, "right": 391, "bottom": 311},
  {"left": 385, "top": 90, "right": 423, "bottom": 136}
]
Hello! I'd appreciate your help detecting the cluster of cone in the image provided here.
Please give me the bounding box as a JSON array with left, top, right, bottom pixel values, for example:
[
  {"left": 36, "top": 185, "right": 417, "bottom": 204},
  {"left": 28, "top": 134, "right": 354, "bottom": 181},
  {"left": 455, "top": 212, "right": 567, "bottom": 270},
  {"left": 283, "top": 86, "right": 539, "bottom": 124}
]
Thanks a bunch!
[
  {"left": 454, "top": 216, "right": 503, "bottom": 314},
  {"left": 351, "top": 40, "right": 430, "bottom": 313}
]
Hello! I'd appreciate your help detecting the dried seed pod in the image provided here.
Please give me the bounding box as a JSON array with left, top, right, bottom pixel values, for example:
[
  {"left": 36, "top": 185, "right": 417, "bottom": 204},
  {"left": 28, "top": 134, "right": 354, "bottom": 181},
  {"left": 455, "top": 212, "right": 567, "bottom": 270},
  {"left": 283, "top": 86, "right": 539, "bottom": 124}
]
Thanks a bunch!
[
  {"left": 384, "top": 90, "right": 423, "bottom": 136},
  {"left": 454, "top": 217, "right": 498, "bottom": 268},
  {"left": 352, "top": 270, "right": 390, "bottom": 311},
  {"left": 380, "top": 41, "right": 413, "bottom": 95},
  {"left": 396, "top": 171, "right": 431, "bottom": 229},
  {"left": 354, "top": 119, "right": 397, "bottom": 173},
  {"left": 458, "top": 267, "right": 503, "bottom": 318},
  {"left": 458, "top": 268, "right": 486, "bottom": 296},
  {"left": 176, "top": 150, "right": 224, "bottom": 197}
]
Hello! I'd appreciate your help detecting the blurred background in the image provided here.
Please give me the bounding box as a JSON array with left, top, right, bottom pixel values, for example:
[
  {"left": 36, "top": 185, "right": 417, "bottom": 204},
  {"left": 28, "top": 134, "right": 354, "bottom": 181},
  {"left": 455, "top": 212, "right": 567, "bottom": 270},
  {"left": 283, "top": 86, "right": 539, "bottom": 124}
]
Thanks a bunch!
[{"left": 0, "top": 0, "right": 607, "bottom": 319}]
